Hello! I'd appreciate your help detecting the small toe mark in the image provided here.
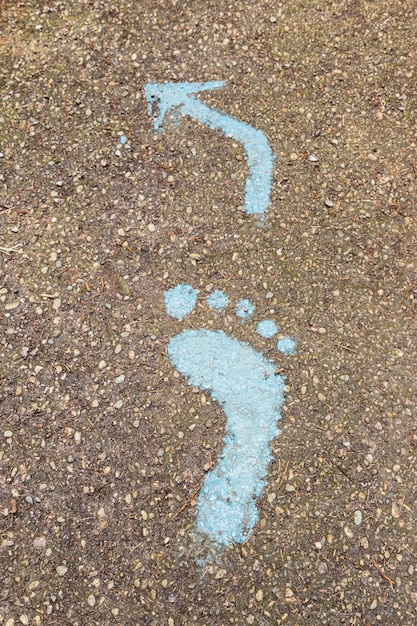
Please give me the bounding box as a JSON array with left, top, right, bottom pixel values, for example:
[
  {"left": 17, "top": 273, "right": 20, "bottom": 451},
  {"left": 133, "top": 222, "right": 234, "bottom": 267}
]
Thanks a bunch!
[
  {"left": 256, "top": 319, "right": 278, "bottom": 338},
  {"left": 277, "top": 336, "right": 296, "bottom": 355},
  {"left": 236, "top": 298, "right": 255, "bottom": 319},
  {"left": 165, "top": 284, "right": 198, "bottom": 320},
  {"left": 207, "top": 290, "right": 229, "bottom": 311}
]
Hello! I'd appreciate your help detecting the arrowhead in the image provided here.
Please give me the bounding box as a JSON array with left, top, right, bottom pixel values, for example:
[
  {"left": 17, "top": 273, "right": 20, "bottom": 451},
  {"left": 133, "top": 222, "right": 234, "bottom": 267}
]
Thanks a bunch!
[{"left": 144, "top": 81, "right": 226, "bottom": 131}]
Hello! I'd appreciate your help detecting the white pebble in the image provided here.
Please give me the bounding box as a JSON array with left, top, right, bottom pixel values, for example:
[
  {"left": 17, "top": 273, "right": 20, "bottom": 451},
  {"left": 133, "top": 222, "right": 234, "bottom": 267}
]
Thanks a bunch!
[
  {"left": 56, "top": 565, "right": 68, "bottom": 576},
  {"left": 344, "top": 526, "right": 354, "bottom": 538},
  {"left": 354, "top": 510, "right": 362, "bottom": 525},
  {"left": 33, "top": 537, "right": 46, "bottom": 549}
]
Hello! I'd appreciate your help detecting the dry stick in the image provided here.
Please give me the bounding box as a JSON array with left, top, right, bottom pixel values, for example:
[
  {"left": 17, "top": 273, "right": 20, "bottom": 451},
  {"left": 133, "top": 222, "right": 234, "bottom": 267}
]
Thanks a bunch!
[
  {"left": 400, "top": 282, "right": 417, "bottom": 307},
  {"left": 343, "top": 555, "right": 365, "bottom": 572},
  {"left": 372, "top": 559, "right": 395, "bottom": 587},
  {"left": 335, "top": 343, "right": 357, "bottom": 354},
  {"left": 276, "top": 459, "right": 290, "bottom": 492},
  {"left": 0, "top": 243, "right": 22, "bottom": 254},
  {"left": 320, "top": 455, "right": 355, "bottom": 484},
  {"left": 171, "top": 485, "right": 202, "bottom": 520}
]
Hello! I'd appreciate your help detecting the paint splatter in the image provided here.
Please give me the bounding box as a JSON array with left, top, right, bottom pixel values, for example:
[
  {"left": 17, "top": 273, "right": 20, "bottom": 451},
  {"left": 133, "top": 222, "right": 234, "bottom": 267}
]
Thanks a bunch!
[
  {"left": 164, "top": 285, "right": 297, "bottom": 548},
  {"left": 207, "top": 290, "right": 229, "bottom": 311}
]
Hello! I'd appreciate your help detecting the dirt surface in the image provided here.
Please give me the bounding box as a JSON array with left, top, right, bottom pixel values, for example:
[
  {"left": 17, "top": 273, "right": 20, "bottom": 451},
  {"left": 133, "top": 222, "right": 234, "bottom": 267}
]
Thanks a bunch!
[{"left": 1, "top": 1, "right": 417, "bottom": 624}]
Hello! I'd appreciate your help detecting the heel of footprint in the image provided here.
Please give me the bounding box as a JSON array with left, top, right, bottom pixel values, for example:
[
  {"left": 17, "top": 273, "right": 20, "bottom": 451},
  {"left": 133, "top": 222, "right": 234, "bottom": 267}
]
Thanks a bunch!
[{"left": 164, "top": 283, "right": 296, "bottom": 547}]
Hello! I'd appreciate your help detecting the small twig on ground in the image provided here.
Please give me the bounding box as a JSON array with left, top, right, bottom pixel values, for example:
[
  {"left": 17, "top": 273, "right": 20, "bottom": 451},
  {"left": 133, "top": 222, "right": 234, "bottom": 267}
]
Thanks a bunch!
[
  {"left": 320, "top": 455, "right": 355, "bottom": 484},
  {"left": 276, "top": 459, "right": 290, "bottom": 492},
  {"left": 372, "top": 559, "right": 394, "bottom": 586},
  {"left": 400, "top": 282, "right": 417, "bottom": 307},
  {"left": 343, "top": 555, "right": 365, "bottom": 572},
  {"left": 335, "top": 343, "right": 356, "bottom": 353},
  {"left": 0, "top": 243, "right": 22, "bottom": 254},
  {"left": 171, "top": 485, "right": 202, "bottom": 520}
]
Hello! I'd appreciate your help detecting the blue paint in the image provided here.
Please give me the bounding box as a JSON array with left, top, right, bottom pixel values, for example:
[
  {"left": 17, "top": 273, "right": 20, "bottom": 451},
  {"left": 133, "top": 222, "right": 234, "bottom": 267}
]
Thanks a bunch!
[
  {"left": 120, "top": 135, "right": 127, "bottom": 145},
  {"left": 164, "top": 284, "right": 297, "bottom": 548},
  {"left": 167, "top": 329, "right": 285, "bottom": 545},
  {"left": 164, "top": 284, "right": 198, "bottom": 320},
  {"left": 207, "top": 290, "right": 229, "bottom": 311},
  {"left": 144, "top": 81, "right": 275, "bottom": 216},
  {"left": 277, "top": 336, "right": 296, "bottom": 355},
  {"left": 256, "top": 319, "right": 278, "bottom": 338},
  {"left": 236, "top": 298, "right": 255, "bottom": 319}
]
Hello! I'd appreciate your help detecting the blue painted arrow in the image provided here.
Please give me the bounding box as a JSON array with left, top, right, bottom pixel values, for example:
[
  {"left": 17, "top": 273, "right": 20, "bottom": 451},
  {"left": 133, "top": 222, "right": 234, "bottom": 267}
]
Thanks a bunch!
[{"left": 144, "top": 81, "right": 275, "bottom": 216}]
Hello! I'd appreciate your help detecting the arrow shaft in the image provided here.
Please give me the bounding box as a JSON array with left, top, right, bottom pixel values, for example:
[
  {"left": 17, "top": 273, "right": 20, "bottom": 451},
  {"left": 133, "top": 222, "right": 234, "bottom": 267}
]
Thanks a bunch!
[{"left": 180, "top": 98, "right": 274, "bottom": 216}]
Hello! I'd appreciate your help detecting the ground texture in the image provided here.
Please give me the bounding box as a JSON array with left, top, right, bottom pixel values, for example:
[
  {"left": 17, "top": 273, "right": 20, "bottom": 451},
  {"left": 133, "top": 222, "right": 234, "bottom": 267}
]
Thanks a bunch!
[{"left": 1, "top": 1, "right": 417, "bottom": 624}]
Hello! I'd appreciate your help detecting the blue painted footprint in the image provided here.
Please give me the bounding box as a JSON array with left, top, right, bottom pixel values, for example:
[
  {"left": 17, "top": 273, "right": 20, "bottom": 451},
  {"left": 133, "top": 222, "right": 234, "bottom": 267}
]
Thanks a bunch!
[{"left": 164, "top": 284, "right": 296, "bottom": 548}]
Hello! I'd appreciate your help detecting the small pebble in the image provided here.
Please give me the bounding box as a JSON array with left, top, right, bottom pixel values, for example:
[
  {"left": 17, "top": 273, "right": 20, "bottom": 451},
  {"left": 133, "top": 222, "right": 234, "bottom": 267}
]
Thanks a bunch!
[
  {"left": 354, "top": 510, "right": 362, "bottom": 525},
  {"left": 87, "top": 594, "right": 96, "bottom": 607},
  {"left": 33, "top": 537, "right": 46, "bottom": 550},
  {"left": 392, "top": 502, "right": 400, "bottom": 518},
  {"left": 114, "top": 374, "right": 125, "bottom": 384},
  {"left": 255, "top": 589, "right": 264, "bottom": 602},
  {"left": 56, "top": 565, "right": 68, "bottom": 576},
  {"left": 5, "top": 301, "right": 20, "bottom": 310}
]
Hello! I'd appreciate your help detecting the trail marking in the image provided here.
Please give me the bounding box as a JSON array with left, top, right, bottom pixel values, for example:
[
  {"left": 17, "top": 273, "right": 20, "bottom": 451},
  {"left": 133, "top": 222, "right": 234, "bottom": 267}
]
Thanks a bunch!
[
  {"left": 164, "top": 284, "right": 296, "bottom": 548},
  {"left": 144, "top": 81, "right": 275, "bottom": 216}
]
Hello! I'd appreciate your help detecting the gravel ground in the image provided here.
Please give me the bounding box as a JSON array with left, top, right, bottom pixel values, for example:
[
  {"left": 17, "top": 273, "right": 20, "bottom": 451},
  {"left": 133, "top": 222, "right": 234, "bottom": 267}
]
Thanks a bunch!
[{"left": 1, "top": 0, "right": 417, "bottom": 624}]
